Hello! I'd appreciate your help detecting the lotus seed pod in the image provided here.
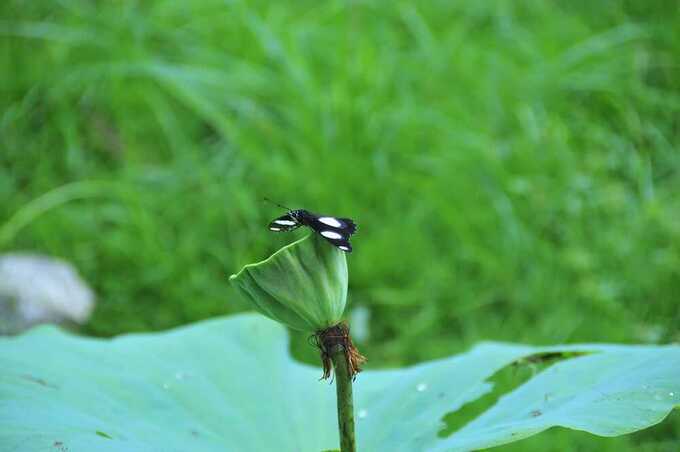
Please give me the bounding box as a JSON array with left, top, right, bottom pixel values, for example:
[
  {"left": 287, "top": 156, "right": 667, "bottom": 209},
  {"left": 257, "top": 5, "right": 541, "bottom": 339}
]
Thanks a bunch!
[{"left": 229, "top": 234, "right": 348, "bottom": 332}]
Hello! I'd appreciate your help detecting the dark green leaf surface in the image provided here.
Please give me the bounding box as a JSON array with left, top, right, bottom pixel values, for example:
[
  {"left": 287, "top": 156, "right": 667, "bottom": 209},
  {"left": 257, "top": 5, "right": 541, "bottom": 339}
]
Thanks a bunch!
[{"left": 1, "top": 315, "right": 678, "bottom": 451}]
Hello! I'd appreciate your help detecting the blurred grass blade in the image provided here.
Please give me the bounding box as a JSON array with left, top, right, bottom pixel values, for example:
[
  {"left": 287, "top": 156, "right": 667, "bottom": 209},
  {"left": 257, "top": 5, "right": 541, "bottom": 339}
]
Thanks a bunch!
[{"left": 0, "top": 181, "right": 119, "bottom": 248}]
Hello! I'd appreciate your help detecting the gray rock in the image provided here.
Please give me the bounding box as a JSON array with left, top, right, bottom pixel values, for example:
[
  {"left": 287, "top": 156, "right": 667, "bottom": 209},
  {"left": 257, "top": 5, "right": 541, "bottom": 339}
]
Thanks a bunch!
[{"left": 0, "top": 253, "right": 95, "bottom": 334}]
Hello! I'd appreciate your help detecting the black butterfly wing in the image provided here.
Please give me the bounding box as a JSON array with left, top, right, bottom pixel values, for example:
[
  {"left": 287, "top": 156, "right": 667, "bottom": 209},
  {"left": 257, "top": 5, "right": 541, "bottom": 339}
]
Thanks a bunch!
[
  {"left": 315, "top": 228, "right": 353, "bottom": 253},
  {"left": 268, "top": 213, "right": 301, "bottom": 232},
  {"left": 304, "top": 213, "right": 357, "bottom": 253},
  {"left": 336, "top": 218, "right": 357, "bottom": 236}
]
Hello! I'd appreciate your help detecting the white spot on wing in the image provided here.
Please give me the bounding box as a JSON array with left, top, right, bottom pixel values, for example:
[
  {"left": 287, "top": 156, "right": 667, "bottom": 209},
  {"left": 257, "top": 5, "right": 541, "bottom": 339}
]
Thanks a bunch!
[
  {"left": 318, "top": 217, "right": 342, "bottom": 227},
  {"left": 270, "top": 227, "right": 281, "bottom": 231},
  {"left": 320, "top": 230, "right": 342, "bottom": 240},
  {"left": 275, "top": 219, "right": 297, "bottom": 226},
  {"left": 339, "top": 246, "right": 350, "bottom": 251}
]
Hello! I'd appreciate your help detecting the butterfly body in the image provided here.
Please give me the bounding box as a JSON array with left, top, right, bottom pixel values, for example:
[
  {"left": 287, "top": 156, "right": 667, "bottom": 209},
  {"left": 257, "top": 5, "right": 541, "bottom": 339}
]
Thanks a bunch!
[{"left": 268, "top": 209, "right": 357, "bottom": 253}]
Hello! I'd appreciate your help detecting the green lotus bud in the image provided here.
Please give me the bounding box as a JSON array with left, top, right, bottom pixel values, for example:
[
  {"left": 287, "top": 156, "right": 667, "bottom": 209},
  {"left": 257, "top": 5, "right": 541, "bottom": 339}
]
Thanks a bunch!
[{"left": 229, "top": 234, "right": 348, "bottom": 332}]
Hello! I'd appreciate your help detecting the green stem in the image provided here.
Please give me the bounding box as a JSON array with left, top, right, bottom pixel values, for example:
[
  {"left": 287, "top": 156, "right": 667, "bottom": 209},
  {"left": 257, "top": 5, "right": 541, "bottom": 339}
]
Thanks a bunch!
[{"left": 330, "top": 344, "right": 356, "bottom": 452}]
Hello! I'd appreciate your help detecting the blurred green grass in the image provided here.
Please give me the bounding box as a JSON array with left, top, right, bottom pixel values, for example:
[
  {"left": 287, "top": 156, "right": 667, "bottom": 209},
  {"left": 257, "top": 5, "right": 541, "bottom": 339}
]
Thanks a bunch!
[{"left": 1, "top": 0, "right": 679, "bottom": 450}]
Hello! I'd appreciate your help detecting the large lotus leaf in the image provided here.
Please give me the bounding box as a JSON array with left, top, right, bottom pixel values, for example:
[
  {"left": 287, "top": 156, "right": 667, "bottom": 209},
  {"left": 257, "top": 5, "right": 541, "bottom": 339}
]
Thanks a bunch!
[{"left": 1, "top": 314, "right": 678, "bottom": 452}]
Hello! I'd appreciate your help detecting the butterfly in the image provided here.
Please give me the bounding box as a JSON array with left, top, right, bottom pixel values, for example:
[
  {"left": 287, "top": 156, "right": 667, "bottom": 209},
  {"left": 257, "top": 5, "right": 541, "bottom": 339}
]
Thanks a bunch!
[{"left": 266, "top": 200, "right": 357, "bottom": 253}]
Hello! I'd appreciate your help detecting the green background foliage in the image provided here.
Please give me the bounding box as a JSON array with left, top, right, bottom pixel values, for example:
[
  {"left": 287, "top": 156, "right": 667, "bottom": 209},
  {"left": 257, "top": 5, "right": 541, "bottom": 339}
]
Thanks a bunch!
[{"left": 1, "top": 1, "right": 678, "bottom": 449}]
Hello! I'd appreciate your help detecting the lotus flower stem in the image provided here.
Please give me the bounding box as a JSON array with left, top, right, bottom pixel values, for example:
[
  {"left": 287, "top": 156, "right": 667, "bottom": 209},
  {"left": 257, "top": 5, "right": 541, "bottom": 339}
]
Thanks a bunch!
[{"left": 330, "top": 343, "right": 357, "bottom": 452}]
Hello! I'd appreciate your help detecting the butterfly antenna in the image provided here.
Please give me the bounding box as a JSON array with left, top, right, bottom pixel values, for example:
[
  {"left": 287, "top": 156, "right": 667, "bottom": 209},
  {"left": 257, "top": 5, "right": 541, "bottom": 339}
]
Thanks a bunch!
[{"left": 263, "top": 197, "right": 291, "bottom": 211}]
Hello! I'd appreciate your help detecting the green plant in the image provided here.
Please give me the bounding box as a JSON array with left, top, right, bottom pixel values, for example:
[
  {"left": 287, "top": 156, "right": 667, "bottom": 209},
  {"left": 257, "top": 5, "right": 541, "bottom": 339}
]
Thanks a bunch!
[
  {"left": 1, "top": 313, "right": 678, "bottom": 451},
  {"left": 2, "top": 1, "right": 679, "bottom": 449},
  {"left": 230, "top": 234, "right": 365, "bottom": 451},
  {"left": 2, "top": 236, "right": 678, "bottom": 451}
]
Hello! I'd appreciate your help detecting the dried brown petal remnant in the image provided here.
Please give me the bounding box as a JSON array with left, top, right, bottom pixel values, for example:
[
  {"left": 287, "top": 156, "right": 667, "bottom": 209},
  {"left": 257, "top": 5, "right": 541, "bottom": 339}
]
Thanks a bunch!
[{"left": 312, "top": 323, "right": 367, "bottom": 380}]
